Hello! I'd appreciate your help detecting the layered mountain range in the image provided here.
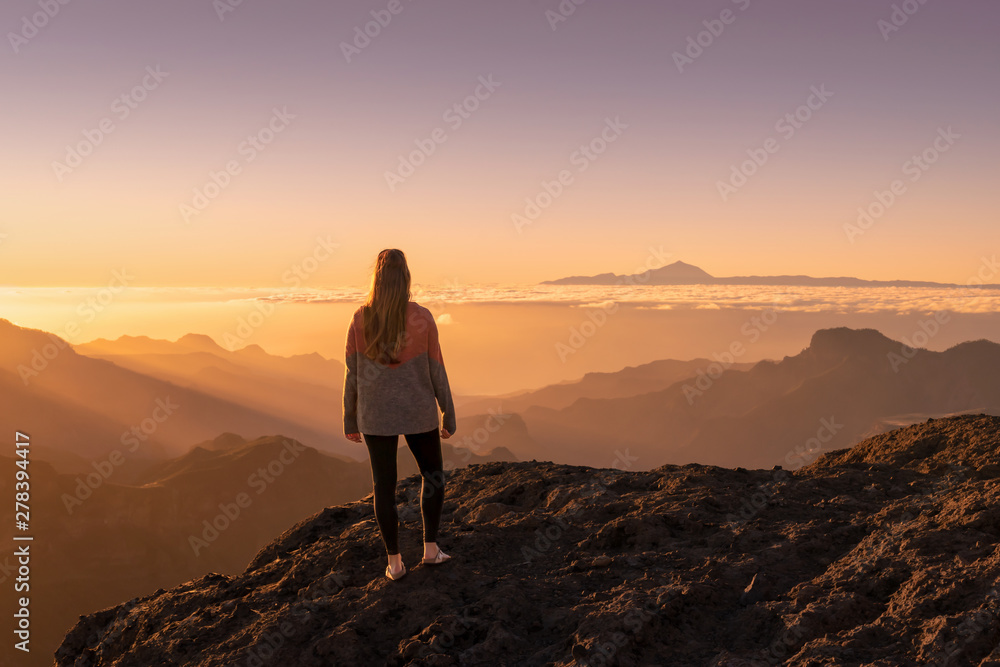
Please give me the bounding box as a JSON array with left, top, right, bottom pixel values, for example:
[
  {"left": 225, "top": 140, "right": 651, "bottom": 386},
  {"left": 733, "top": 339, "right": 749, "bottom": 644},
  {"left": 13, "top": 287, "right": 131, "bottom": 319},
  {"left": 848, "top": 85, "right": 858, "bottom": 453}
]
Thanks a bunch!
[
  {"left": 542, "top": 260, "right": 1000, "bottom": 288},
  {"left": 0, "top": 432, "right": 513, "bottom": 666},
  {"left": 0, "top": 318, "right": 533, "bottom": 467},
  {"left": 56, "top": 414, "right": 1000, "bottom": 666},
  {"left": 518, "top": 327, "right": 1000, "bottom": 469},
  {"left": 5, "top": 316, "right": 1000, "bottom": 664}
]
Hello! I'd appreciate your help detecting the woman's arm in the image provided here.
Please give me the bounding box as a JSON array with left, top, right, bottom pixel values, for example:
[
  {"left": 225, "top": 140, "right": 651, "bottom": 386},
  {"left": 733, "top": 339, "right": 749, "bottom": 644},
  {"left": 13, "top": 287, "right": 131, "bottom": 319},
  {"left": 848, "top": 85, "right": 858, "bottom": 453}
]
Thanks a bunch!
[
  {"left": 343, "top": 315, "right": 361, "bottom": 439},
  {"left": 427, "top": 314, "right": 457, "bottom": 435}
]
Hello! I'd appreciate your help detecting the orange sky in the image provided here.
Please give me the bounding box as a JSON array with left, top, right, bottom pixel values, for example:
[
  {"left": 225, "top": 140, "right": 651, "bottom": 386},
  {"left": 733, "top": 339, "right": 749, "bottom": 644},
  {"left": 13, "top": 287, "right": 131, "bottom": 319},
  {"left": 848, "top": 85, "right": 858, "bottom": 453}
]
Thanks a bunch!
[{"left": 1, "top": 1, "right": 997, "bottom": 290}]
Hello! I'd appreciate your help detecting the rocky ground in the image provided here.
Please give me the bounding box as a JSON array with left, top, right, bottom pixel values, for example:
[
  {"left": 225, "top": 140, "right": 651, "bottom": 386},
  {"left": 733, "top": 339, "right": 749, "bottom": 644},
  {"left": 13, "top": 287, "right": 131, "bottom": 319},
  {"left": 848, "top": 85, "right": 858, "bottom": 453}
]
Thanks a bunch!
[{"left": 56, "top": 414, "right": 1000, "bottom": 666}]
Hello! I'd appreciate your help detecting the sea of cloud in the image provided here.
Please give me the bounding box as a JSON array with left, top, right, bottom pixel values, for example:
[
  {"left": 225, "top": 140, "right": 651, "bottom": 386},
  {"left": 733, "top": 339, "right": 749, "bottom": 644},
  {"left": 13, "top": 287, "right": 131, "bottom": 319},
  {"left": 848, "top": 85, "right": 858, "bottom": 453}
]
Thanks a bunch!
[
  {"left": 246, "top": 284, "right": 1000, "bottom": 315},
  {"left": 4, "top": 284, "right": 999, "bottom": 315}
]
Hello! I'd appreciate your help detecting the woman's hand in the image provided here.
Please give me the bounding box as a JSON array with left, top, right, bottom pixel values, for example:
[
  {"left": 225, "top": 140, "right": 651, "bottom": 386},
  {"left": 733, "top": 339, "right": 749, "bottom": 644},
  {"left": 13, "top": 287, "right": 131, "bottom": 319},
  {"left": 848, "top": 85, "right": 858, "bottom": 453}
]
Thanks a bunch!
[
  {"left": 345, "top": 432, "right": 362, "bottom": 443},
  {"left": 440, "top": 428, "right": 451, "bottom": 439}
]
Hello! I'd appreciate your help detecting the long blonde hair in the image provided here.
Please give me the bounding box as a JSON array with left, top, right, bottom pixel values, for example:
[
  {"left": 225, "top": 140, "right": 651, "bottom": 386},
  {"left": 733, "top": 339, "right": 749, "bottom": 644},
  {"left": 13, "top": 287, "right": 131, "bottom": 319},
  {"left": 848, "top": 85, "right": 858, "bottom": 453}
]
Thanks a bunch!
[{"left": 362, "top": 249, "right": 411, "bottom": 363}]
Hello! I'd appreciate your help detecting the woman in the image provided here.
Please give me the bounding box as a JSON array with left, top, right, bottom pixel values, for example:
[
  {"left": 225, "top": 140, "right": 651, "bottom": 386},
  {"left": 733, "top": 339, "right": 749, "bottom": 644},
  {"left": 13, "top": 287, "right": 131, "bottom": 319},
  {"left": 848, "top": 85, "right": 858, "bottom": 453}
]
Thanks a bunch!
[{"left": 343, "top": 248, "right": 458, "bottom": 581}]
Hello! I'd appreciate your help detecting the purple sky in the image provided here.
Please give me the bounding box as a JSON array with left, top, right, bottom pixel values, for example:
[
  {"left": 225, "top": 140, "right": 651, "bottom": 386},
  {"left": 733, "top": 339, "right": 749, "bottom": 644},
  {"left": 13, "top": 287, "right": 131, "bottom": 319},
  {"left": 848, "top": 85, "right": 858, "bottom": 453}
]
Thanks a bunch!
[{"left": 2, "top": 0, "right": 998, "bottom": 287}]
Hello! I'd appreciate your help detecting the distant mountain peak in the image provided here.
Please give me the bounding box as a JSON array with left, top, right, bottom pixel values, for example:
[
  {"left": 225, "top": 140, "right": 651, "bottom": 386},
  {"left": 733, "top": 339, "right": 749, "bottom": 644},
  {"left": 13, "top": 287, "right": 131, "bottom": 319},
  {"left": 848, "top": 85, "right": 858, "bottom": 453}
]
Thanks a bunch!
[
  {"left": 808, "top": 327, "right": 896, "bottom": 353},
  {"left": 176, "top": 333, "right": 224, "bottom": 352},
  {"left": 540, "top": 263, "right": 1000, "bottom": 288},
  {"left": 801, "top": 328, "right": 903, "bottom": 368},
  {"left": 648, "top": 261, "right": 714, "bottom": 279},
  {"left": 540, "top": 261, "right": 715, "bottom": 286},
  {"left": 202, "top": 432, "right": 247, "bottom": 451},
  {"left": 108, "top": 334, "right": 157, "bottom": 344}
]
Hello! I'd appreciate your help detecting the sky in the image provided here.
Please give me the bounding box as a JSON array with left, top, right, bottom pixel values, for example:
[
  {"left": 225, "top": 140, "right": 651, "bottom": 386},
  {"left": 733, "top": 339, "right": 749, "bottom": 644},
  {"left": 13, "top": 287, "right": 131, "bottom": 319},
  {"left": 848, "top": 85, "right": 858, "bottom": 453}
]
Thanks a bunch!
[{"left": 1, "top": 0, "right": 998, "bottom": 290}]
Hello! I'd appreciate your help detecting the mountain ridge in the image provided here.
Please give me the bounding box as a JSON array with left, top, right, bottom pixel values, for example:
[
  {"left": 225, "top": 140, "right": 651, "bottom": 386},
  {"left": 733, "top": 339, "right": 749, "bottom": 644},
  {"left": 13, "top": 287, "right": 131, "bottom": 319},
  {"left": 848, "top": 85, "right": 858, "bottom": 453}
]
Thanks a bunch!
[
  {"left": 517, "top": 326, "right": 1000, "bottom": 469},
  {"left": 541, "top": 261, "right": 1000, "bottom": 288},
  {"left": 0, "top": 432, "right": 516, "bottom": 666},
  {"left": 55, "top": 414, "right": 1000, "bottom": 666},
  {"left": 0, "top": 318, "right": 352, "bottom": 461}
]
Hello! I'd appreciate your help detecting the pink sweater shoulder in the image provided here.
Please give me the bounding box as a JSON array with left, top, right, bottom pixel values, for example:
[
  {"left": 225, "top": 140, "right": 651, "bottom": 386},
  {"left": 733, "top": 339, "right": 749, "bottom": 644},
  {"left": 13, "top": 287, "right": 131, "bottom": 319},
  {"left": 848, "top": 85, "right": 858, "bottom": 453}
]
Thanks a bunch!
[{"left": 347, "top": 301, "right": 439, "bottom": 366}]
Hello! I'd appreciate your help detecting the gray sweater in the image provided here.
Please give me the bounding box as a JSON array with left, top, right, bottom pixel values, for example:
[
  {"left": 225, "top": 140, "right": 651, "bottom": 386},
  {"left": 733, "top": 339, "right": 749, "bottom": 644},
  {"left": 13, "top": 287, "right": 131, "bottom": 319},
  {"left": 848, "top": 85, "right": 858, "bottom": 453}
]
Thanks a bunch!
[{"left": 343, "top": 301, "right": 457, "bottom": 436}]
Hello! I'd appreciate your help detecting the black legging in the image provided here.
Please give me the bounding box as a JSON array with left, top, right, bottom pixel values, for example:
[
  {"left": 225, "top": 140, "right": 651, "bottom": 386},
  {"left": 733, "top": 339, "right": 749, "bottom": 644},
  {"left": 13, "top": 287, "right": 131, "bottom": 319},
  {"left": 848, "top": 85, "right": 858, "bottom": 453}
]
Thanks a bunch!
[{"left": 363, "top": 428, "right": 445, "bottom": 555}]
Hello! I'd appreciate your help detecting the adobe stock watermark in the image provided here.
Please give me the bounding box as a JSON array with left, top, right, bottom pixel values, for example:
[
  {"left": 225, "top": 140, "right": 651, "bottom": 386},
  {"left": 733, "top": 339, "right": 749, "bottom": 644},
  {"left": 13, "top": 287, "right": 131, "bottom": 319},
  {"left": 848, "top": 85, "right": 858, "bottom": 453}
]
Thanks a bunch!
[
  {"left": 545, "top": 0, "right": 590, "bottom": 31},
  {"left": 7, "top": 0, "right": 74, "bottom": 55},
  {"left": 61, "top": 397, "right": 179, "bottom": 514},
  {"left": 887, "top": 254, "right": 999, "bottom": 372},
  {"left": 52, "top": 66, "right": 169, "bottom": 182},
  {"left": 717, "top": 85, "right": 833, "bottom": 202},
  {"left": 672, "top": 0, "right": 752, "bottom": 74},
  {"left": 444, "top": 407, "right": 513, "bottom": 470},
  {"left": 340, "top": 0, "right": 415, "bottom": 63},
  {"left": 611, "top": 448, "right": 638, "bottom": 471},
  {"left": 682, "top": 303, "right": 782, "bottom": 404},
  {"left": 223, "top": 235, "right": 338, "bottom": 350},
  {"left": 766, "top": 623, "right": 810, "bottom": 664},
  {"left": 281, "top": 235, "right": 340, "bottom": 289},
  {"left": 575, "top": 596, "right": 672, "bottom": 667},
  {"left": 17, "top": 268, "right": 135, "bottom": 385},
  {"left": 512, "top": 116, "right": 629, "bottom": 233},
  {"left": 843, "top": 126, "right": 959, "bottom": 243},
  {"left": 556, "top": 301, "right": 617, "bottom": 363},
  {"left": 384, "top": 75, "right": 502, "bottom": 192},
  {"left": 555, "top": 245, "right": 671, "bottom": 362},
  {"left": 71, "top": 596, "right": 147, "bottom": 664},
  {"left": 520, "top": 501, "right": 589, "bottom": 564},
  {"left": 724, "top": 416, "right": 844, "bottom": 529},
  {"left": 926, "top": 583, "right": 1000, "bottom": 667},
  {"left": 214, "top": 0, "right": 248, "bottom": 22},
  {"left": 239, "top": 571, "right": 348, "bottom": 667},
  {"left": 399, "top": 407, "right": 514, "bottom": 511},
  {"left": 409, "top": 277, "right": 462, "bottom": 324},
  {"left": 878, "top": 0, "right": 932, "bottom": 41},
  {"left": 179, "top": 106, "right": 295, "bottom": 223},
  {"left": 783, "top": 416, "right": 844, "bottom": 470},
  {"left": 516, "top": 477, "right": 615, "bottom": 568},
  {"left": 0, "top": 556, "right": 15, "bottom": 587},
  {"left": 886, "top": 311, "right": 950, "bottom": 373},
  {"left": 188, "top": 437, "right": 308, "bottom": 556}
]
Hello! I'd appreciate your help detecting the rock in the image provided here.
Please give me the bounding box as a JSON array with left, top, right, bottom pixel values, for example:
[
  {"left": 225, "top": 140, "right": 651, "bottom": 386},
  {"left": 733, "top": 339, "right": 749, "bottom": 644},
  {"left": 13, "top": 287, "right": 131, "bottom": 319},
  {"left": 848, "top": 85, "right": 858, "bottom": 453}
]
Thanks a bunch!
[
  {"left": 740, "top": 573, "right": 767, "bottom": 605},
  {"left": 54, "top": 415, "right": 1000, "bottom": 667},
  {"left": 469, "top": 502, "right": 510, "bottom": 523}
]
